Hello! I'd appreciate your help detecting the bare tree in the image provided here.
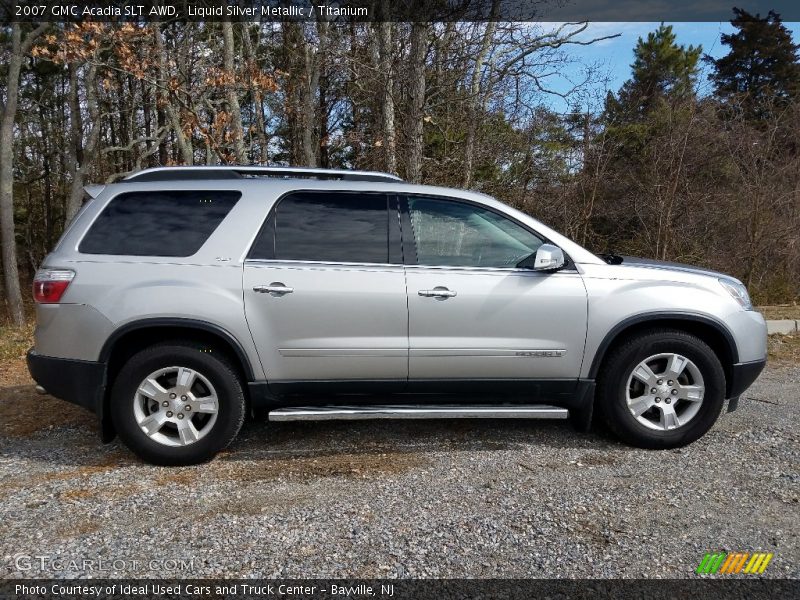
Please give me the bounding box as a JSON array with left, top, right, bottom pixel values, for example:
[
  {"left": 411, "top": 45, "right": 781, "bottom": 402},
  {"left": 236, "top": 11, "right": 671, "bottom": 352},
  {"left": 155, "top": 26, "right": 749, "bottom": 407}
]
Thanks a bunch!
[
  {"left": 65, "top": 62, "right": 101, "bottom": 221},
  {"left": 377, "top": 21, "right": 397, "bottom": 174},
  {"left": 1, "top": 22, "right": 49, "bottom": 326},
  {"left": 222, "top": 21, "right": 247, "bottom": 163},
  {"left": 406, "top": 22, "right": 429, "bottom": 183},
  {"left": 154, "top": 25, "right": 193, "bottom": 164},
  {"left": 463, "top": 14, "right": 498, "bottom": 188},
  {"left": 282, "top": 21, "right": 319, "bottom": 166},
  {"left": 241, "top": 24, "right": 271, "bottom": 164}
]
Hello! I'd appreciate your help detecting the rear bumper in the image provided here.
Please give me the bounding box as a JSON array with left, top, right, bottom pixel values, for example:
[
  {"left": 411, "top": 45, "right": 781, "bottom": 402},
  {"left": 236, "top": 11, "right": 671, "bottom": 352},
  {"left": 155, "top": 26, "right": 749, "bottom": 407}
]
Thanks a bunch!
[
  {"left": 26, "top": 349, "right": 106, "bottom": 414},
  {"left": 726, "top": 358, "right": 767, "bottom": 412}
]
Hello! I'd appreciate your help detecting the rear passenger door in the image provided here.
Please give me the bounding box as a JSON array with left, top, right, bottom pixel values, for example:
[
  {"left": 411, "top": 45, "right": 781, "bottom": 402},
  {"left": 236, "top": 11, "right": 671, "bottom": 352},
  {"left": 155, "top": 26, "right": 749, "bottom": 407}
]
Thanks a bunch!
[{"left": 243, "top": 191, "right": 408, "bottom": 392}]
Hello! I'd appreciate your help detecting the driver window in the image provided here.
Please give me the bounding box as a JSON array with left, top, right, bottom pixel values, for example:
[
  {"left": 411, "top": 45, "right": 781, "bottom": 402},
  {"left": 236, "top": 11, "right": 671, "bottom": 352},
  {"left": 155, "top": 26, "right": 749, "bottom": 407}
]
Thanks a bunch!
[{"left": 407, "top": 197, "right": 544, "bottom": 268}]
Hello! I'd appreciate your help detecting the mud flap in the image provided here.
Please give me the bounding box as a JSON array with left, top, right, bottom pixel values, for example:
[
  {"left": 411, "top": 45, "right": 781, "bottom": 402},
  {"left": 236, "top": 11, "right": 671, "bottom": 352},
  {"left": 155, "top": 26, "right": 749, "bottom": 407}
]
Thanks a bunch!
[{"left": 570, "top": 380, "right": 595, "bottom": 433}]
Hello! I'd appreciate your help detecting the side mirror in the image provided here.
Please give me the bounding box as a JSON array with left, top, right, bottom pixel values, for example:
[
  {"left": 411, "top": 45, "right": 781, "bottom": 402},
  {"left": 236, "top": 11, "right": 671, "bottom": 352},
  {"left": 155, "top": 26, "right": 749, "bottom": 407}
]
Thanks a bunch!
[{"left": 517, "top": 244, "right": 566, "bottom": 271}]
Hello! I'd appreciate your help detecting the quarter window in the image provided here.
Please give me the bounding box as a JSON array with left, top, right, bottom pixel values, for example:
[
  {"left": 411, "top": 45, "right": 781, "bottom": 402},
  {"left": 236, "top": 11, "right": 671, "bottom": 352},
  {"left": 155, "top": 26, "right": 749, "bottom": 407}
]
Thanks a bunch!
[
  {"left": 79, "top": 190, "right": 241, "bottom": 257},
  {"left": 407, "top": 197, "right": 544, "bottom": 268},
  {"left": 250, "top": 192, "right": 389, "bottom": 264}
]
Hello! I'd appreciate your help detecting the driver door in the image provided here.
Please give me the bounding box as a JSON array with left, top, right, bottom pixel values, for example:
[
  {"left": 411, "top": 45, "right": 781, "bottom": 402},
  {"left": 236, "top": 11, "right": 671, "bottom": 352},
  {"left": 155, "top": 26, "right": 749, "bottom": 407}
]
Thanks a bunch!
[{"left": 402, "top": 196, "right": 588, "bottom": 385}]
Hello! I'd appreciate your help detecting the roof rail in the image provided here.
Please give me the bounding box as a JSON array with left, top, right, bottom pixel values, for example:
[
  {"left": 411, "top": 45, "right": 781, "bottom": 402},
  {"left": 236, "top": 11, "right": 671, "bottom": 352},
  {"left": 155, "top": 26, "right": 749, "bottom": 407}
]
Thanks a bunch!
[{"left": 124, "top": 166, "right": 403, "bottom": 183}]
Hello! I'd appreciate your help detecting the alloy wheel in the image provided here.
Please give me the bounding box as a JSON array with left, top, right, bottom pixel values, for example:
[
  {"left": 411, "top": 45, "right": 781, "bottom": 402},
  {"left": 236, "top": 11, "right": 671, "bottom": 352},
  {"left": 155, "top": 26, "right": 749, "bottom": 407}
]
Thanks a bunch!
[
  {"left": 625, "top": 353, "right": 705, "bottom": 431},
  {"left": 132, "top": 366, "right": 219, "bottom": 446}
]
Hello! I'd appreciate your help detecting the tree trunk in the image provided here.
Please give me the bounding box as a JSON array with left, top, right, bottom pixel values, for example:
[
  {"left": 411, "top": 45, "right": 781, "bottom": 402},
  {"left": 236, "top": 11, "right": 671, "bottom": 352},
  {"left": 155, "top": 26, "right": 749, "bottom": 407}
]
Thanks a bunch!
[
  {"left": 142, "top": 78, "right": 153, "bottom": 167},
  {"left": 154, "top": 25, "right": 193, "bottom": 164},
  {"left": 406, "top": 23, "right": 429, "bottom": 183},
  {"left": 283, "top": 22, "right": 304, "bottom": 165},
  {"left": 222, "top": 21, "right": 247, "bottom": 164},
  {"left": 463, "top": 15, "right": 498, "bottom": 188},
  {"left": 301, "top": 28, "right": 320, "bottom": 167},
  {"left": 66, "top": 63, "right": 101, "bottom": 221},
  {"left": 36, "top": 75, "right": 54, "bottom": 246},
  {"left": 316, "top": 20, "right": 330, "bottom": 168},
  {"left": 241, "top": 24, "right": 270, "bottom": 164},
  {"left": 378, "top": 21, "right": 397, "bottom": 174},
  {"left": 347, "top": 23, "right": 362, "bottom": 166},
  {"left": 156, "top": 79, "right": 168, "bottom": 165},
  {"left": 0, "top": 23, "right": 48, "bottom": 326}
]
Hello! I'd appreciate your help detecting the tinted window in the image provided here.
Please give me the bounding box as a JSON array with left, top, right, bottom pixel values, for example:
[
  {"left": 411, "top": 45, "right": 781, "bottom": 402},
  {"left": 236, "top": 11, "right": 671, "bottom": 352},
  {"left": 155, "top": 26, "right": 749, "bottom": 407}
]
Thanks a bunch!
[
  {"left": 79, "top": 190, "right": 240, "bottom": 257},
  {"left": 251, "top": 192, "right": 389, "bottom": 263},
  {"left": 408, "top": 197, "right": 544, "bottom": 268},
  {"left": 248, "top": 211, "right": 275, "bottom": 260}
]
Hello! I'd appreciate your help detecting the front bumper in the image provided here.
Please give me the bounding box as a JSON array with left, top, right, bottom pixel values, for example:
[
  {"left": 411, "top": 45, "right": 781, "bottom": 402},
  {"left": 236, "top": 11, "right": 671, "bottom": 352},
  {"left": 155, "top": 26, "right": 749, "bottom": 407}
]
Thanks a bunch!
[
  {"left": 26, "top": 349, "right": 106, "bottom": 414},
  {"left": 726, "top": 358, "right": 767, "bottom": 411}
]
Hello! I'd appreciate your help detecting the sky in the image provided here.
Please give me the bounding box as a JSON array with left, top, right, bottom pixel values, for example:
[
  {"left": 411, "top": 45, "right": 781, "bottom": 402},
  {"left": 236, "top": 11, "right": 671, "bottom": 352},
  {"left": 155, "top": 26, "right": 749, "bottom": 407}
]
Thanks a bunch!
[{"left": 542, "top": 21, "right": 800, "bottom": 112}]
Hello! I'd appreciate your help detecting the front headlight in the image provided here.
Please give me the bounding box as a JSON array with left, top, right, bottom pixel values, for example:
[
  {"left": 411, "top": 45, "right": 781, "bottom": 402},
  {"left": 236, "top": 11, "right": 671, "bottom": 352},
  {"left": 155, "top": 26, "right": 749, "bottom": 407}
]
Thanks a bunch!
[{"left": 719, "top": 278, "right": 752, "bottom": 310}]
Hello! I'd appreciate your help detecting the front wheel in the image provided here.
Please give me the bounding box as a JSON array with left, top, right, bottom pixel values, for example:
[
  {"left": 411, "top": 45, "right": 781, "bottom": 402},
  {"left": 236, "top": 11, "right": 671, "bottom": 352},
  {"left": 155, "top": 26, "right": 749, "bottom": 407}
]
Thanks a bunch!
[
  {"left": 110, "top": 342, "right": 246, "bottom": 465},
  {"left": 597, "top": 329, "right": 726, "bottom": 449}
]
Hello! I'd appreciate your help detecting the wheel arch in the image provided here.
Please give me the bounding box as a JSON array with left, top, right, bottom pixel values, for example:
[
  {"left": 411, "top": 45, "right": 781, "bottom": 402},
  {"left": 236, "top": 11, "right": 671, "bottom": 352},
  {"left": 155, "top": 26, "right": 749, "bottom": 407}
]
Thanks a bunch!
[
  {"left": 588, "top": 312, "right": 739, "bottom": 397},
  {"left": 98, "top": 318, "right": 257, "bottom": 441}
]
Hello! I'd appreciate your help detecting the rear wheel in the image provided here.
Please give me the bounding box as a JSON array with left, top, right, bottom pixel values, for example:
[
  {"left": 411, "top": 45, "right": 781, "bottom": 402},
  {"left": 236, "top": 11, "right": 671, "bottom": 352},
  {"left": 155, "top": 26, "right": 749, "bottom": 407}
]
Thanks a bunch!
[
  {"left": 597, "top": 329, "right": 726, "bottom": 449},
  {"left": 111, "top": 342, "right": 246, "bottom": 465}
]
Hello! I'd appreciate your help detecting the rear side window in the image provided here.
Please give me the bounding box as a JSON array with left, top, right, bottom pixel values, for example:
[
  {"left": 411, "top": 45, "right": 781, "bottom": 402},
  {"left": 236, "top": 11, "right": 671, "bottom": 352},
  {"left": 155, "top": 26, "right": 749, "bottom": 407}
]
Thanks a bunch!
[
  {"left": 249, "top": 192, "right": 389, "bottom": 263},
  {"left": 79, "top": 190, "right": 241, "bottom": 256}
]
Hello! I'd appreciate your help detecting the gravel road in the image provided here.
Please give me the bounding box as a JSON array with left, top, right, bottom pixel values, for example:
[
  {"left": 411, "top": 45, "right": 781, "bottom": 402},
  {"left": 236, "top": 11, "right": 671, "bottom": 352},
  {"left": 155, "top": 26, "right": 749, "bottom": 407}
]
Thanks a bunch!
[{"left": 1, "top": 363, "right": 797, "bottom": 579}]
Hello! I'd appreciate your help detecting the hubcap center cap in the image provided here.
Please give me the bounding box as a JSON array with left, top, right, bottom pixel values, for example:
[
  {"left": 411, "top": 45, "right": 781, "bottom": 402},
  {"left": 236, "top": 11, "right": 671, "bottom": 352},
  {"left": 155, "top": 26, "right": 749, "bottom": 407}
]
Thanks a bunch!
[{"left": 164, "top": 395, "right": 185, "bottom": 415}]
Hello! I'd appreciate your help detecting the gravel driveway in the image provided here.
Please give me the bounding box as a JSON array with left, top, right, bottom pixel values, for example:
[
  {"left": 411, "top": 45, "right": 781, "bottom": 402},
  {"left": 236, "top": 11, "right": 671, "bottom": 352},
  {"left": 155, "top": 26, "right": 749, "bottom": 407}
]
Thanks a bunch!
[{"left": 1, "top": 364, "right": 797, "bottom": 579}]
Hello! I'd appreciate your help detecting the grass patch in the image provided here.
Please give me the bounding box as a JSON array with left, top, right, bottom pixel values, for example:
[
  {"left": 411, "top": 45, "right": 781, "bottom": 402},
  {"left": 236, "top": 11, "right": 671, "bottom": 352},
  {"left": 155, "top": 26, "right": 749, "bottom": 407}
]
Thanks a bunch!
[
  {"left": 0, "top": 322, "right": 33, "bottom": 362},
  {"left": 768, "top": 334, "right": 800, "bottom": 365},
  {"left": 758, "top": 305, "right": 800, "bottom": 320},
  {"left": 0, "top": 322, "right": 34, "bottom": 387}
]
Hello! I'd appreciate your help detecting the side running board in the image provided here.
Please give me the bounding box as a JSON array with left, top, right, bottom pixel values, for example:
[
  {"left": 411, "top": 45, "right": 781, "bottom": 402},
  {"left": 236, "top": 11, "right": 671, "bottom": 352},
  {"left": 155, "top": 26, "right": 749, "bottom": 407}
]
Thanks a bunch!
[{"left": 268, "top": 405, "right": 569, "bottom": 422}]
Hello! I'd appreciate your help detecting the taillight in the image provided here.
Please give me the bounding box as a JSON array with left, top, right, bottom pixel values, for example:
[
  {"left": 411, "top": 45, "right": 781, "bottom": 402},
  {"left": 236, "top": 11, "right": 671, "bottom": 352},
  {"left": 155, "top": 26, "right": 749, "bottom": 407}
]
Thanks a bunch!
[{"left": 33, "top": 269, "right": 75, "bottom": 303}]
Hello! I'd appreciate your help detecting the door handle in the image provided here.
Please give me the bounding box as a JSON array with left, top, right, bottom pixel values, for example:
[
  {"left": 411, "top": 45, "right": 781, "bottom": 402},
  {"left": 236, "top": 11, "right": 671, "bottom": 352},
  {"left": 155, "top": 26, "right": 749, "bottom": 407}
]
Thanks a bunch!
[
  {"left": 253, "top": 282, "right": 294, "bottom": 296},
  {"left": 418, "top": 287, "right": 457, "bottom": 299}
]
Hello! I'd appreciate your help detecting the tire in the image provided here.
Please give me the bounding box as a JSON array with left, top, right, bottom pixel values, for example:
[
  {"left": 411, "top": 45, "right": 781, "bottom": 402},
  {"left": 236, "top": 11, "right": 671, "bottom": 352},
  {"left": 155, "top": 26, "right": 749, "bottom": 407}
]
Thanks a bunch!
[
  {"left": 596, "top": 329, "right": 726, "bottom": 449},
  {"left": 110, "top": 341, "right": 246, "bottom": 465}
]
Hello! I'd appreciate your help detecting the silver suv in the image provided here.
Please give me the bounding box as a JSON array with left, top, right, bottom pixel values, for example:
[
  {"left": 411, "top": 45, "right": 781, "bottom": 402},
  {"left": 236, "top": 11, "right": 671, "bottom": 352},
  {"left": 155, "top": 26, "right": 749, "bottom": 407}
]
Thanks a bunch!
[{"left": 27, "top": 166, "right": 767, "bottom": 465}]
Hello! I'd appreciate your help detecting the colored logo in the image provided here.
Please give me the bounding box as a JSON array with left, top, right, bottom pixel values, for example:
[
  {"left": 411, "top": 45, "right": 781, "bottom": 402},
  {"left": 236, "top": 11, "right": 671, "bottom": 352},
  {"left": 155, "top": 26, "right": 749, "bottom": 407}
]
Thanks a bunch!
[{"left": 697, "top": 552, "right": 774, "bottom": 574}]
